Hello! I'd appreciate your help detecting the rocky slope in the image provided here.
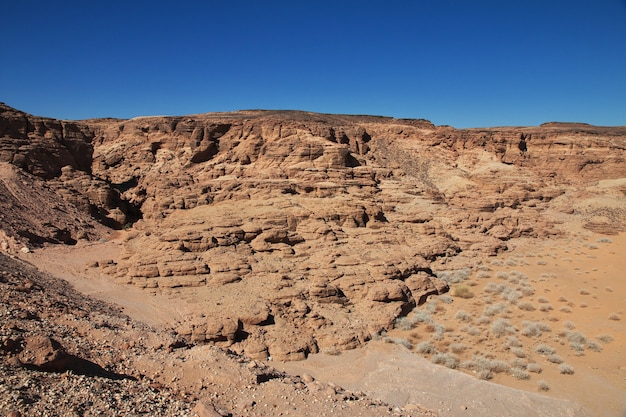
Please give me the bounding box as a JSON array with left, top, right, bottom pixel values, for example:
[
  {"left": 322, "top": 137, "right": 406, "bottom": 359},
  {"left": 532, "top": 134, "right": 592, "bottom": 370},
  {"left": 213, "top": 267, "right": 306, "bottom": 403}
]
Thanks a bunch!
[
  {"left": 0, "top": 250, "right": 437, "bottom": 417},
  {"left": 1, "top": 102, "right": 625, "bottom": 363}
]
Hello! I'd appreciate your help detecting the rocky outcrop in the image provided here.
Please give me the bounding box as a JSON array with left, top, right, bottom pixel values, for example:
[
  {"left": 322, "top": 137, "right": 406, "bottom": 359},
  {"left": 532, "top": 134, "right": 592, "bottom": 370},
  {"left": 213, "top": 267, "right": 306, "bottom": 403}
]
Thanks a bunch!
[
  {"left": 0, "top": 103, "right": 94, "bottom": 178},
  {"left": 2, "top": 103, "right": 625, "bottom": 359}
]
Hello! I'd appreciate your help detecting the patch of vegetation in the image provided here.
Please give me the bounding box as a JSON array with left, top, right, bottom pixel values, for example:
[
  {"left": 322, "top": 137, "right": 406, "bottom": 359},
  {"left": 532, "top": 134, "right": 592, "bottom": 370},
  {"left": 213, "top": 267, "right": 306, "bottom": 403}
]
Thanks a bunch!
[
  {"left": 547, "top": 354, "right": 564, "bottom": 364},
  {"left": 437, "top": 268, "right": 472, "bottom": 284},
  {"left": 511, "top": 368, "right": 530, "bottom": 380},
  {"left": 518, "top": 302, "right": 536, "bottom": 311},
  {"left": 597, "top": 334, "right": 613, "bottom": 343},
  {"left": 522, "top": 321, "right": 551, "bottom": 337},
  {"left": 452, "top": 284, "right": 475, "bottom": 299},
  {"left": 454, "top": 310, "right": 472, "bottom": 323},
  {"left": 482, "top": 302, "right": 508, "bottom": 317},
  {"left": 538, "top": 303, "right": 554, "bottom": 312},
  {"left": 534, "top": 344, "right": 556, "bottom": 355},
  {"left": 449, "top": 343, "right": 467, "bottom": 354},
  {"left": 431, "top": 352, "right": 459, "bottom": 369},
  {"left": 586, "top": 341, "right": 602, "bottom": 352},
  {"left": 537, "top": 380, "right": 550, "bottom": 391},
  {"left": 476, "top": 271, "right": 491, "bottom": 279},
  {"left": 415, "top": 341, "right": 436, "bottom": 354},
  {"left": 510, "top": 347, "right": 526, "bottom": 358},
  {"left": 504, "top": 335, "right": 522, "bottom": 348},
  {"left": 491, "top": 318, "right": 516, "bottom": 338}
]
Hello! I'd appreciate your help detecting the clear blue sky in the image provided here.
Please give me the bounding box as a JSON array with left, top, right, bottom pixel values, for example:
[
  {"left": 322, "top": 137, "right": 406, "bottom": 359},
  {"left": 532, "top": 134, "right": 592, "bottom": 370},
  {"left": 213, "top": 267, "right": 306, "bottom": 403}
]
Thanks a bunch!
[{"left": 2, "top": 1, "right": 625, "bottom": 127}]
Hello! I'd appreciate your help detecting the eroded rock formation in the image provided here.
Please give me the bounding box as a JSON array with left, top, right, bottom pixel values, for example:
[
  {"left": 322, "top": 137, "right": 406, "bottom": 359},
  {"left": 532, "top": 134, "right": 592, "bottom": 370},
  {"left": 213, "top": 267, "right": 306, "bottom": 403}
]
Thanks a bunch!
[{"left": 2, "top": 103, "right": 625, "bottom": 359}]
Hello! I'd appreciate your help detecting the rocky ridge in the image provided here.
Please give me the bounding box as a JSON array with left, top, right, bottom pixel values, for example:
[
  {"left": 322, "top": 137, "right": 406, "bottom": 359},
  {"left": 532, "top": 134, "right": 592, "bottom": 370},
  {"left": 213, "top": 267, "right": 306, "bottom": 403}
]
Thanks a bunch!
[{"left": 1, "top": 103, "right": 625, "bottom": 362}]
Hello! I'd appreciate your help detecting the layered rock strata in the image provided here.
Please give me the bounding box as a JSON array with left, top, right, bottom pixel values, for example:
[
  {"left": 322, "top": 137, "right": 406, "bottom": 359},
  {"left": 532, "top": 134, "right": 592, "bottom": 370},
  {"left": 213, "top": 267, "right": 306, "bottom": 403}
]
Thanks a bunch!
[{"left": 2, "top": 103, "right": 625, "bottom": 359}]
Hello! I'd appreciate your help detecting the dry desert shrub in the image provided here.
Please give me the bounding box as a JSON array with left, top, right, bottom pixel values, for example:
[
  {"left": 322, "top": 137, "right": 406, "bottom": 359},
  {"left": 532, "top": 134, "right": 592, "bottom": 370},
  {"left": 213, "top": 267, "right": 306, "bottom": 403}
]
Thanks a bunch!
[
  {"left": 477, "top": 370, "right": 493, "bottom": 380},
  {"left": 559, "top": 306, "right": 572, "bottom": 313},
  {"left": 495, "top": 271, "right": 509, "bottom": 280},
  {"left": 491, "top": 318, "right": 516, "bottom": 338},
  {"left": 597, "top": 334, "right": 613, "bottom": 343},
  {"left": 537, "top": 297, "right": 550, "bottom": 303},
  {"left": 586, "top": 341, "right": 602, "bottom": 352},
  {"left": 537, "top": 380, "right": 550, "bottom": 391},
  {"left": 605, "top": 286, "right": 613, "bottom": 292},
  {"left": 559, "top": 364, "right": 575, "bottom": 374},
  {"left": 527, "top": 363, "right": 542, "bottom": 373},
  {"left": 437, "top": 268, "right": 471, "bottom": 284},
  {"left": 510, "top": 358, "right": 527, "bottom": 369},
  {"left": 449, "top": 343, "right": 467, "bottom": 354},
  {"left": 536, "top": 260, "right": 548, "bottom": 266},
  {"left": 505, "top": 259, "right": 517, "bottom": 267},
  {"left": 476, "top": 271, "right": 491, "bottom": 279},
  {"left": 394, "top": 316, "right": 415, "bottom": 331},
  {"left": 437, "top": 294, "right": 453, "bottom": 304},
  {"left": 564, "top": 330, "right": 587, "bottom": 344},
  {"left": 608, "top": 313, "right": 621, "bottom": 321},
  {"left": 510, "top": 347, "right": 526, "bottom": 358},
  {"left": 462, "top": 355, "right": 510, "bottom": 376},
  {"left": 501, "top": 288, "right": 522, "bottom": 303},
  {"left": 518, "top": 301, "right": 536, "bottom": 311},
  {"left": 511, "top": 368, "right": 531, "bottom": 380},
  {"left": 569, "top": 342, "right": 585, "bottom": 354},
  {"left": 534, "top": 343, "right": 556, "bottom": 355},
  {"left": 452, "top": 284, "right": 474, "bottom": 299},
  {"left": 504, "top": 335, "right": 523, "bottom": 348},
  {"left": 432, "top": 324, "right": 446, "bottom": 341},
  {"left": 460, "top": 325, "right": 481, "bottom": 336},
  {"left": 454, "top": 310, "right": 472, "bottom": 323},
  {"left": 547, "top": 354, "right": 564, "bottom": 364},
  {"left": 579, "top": 288, "right": 590, "bottom": 295},
  {"left": 482, "top": 302, "right": 508, "bottom": 317},
  {"left": 431, "top": 352, "right": 459, "bottom": 369},
  {"left": 539, "top": 303, "right": 554, "bottom": 312},
  {"left": 384, "top": 337, "right": 412, "bottom": 349},
  {"left": 413, "top": 310, "right": 434, "bottom": 324},
  {"left": 597, "top": 237, "right": 612, "bottom": 243},
  {"left": 415, "top": 341, "right": 436, "bottom": 354},
  {"left": 521, "top": 321, "right": 551, "bottom": 337},
  {"left": 484, "top": 282, "right": 505, "bottom": 294}
]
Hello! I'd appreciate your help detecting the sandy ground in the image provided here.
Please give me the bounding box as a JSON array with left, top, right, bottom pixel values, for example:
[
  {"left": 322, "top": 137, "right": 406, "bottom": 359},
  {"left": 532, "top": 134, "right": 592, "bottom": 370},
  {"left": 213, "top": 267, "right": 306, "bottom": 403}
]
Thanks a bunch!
[
  {"left": 20, "top": 230, "right": 625, "bottom": 417},
  {"left": 279, "top": 232, "right": 626, "bottom": 417},
  {"left": 278, "top": 341, "right": 586, "bottom": 417}
]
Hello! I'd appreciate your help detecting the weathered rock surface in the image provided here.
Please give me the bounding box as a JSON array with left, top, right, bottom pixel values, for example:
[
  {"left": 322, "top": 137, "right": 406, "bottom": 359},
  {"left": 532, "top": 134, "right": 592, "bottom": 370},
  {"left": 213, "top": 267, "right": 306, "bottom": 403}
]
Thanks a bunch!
[
  {"left": 2, "top": 250, "right": 435, "bottom": 417},
  {"left": 1, "top": 103, "right": 625, "bottom": 360}
]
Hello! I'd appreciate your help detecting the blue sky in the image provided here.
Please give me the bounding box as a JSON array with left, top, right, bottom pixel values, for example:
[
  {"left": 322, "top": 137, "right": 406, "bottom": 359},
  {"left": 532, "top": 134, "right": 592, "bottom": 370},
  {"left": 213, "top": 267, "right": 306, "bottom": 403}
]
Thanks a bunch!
[{"left": 1, "top": 1, "right": 625, "bottom": 127}]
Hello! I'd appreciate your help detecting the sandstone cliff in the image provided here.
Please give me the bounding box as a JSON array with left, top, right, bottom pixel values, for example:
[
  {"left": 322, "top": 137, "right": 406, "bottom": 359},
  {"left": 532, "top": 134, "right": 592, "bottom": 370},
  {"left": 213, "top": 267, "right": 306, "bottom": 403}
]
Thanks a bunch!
[{"left": 1, "top": 103, "right": 625, "bottom": 360}]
